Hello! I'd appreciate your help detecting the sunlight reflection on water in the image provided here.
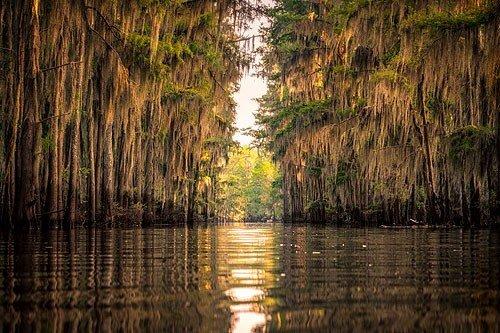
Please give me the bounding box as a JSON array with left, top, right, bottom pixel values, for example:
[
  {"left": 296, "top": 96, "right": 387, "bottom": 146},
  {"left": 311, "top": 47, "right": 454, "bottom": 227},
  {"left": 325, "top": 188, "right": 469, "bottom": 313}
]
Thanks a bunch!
[
  {"left": 225, "top": 287, "right": 267, "bottom": 332},
  {"left": 0, "top": 223, "right": 499, "bottom": 332},
  {"left": 221, "top": 223, "right": 275, "bottom": 332}
]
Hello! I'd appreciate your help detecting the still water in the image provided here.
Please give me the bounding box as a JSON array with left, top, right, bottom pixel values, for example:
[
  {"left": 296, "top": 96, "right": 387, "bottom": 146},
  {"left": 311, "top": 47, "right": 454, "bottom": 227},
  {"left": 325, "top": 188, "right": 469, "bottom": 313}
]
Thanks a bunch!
[{"left": 0, "top": 223, "right": 499, "bottom": 332}]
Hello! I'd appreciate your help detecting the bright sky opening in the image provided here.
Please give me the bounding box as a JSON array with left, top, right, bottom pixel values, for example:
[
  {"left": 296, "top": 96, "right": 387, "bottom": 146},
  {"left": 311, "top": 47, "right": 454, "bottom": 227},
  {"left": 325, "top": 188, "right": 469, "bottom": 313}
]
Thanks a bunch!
[{"left": 233, "top": 8, "right": 269, "bottom": 146}]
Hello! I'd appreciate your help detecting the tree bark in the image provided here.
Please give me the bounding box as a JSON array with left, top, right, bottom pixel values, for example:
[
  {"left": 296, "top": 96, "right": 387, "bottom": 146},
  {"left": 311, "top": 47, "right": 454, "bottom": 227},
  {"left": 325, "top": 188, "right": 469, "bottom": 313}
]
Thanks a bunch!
[
  {"left": 415, "top": 74, "right": 441, "bottom": 223},
  {"left": 13, "top": 0, "right": 41, "bottom": 224}
]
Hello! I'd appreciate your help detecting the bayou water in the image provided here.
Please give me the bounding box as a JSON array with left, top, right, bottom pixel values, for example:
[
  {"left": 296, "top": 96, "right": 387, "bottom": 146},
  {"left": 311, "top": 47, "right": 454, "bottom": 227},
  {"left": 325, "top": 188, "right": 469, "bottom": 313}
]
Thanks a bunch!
[{"left": 1, "top": 223, "right": 499, "bottom": 332}]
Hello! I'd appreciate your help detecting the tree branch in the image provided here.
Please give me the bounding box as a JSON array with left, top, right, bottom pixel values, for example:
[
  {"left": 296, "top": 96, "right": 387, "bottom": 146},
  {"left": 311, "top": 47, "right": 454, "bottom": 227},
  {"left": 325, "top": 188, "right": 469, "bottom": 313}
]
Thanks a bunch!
[
  {"left": 37, "top": 112, "right": 72, "bottom": 124},
  {"left": 208, "top": 69, "right": 228, "bottom": 94},
  {"left": 84, "top": 5, "right": 123, "bottom": 42},
  {"left": 42, "top": 61, "right": 83, "bottom": 73},
  {"left": 228, "top": 34, "right": 264, "bottom": 43}
]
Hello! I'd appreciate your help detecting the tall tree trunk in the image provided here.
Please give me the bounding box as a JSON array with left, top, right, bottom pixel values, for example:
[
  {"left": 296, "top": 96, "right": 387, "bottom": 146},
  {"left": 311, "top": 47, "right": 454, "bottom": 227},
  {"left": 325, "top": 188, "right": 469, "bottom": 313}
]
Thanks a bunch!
[
  {"left": 66, "top": 74, "right": 83, "bottom": 223},
  {"left": 495, "top": 71, "right": 500, "bottom": 221},
  {"left": 13, "top": 0, "right": 41, "bottom": 224},
  {"left": 187, "top": 160, "right": 199, "bottom": 223},
  {"left": 45, "top": 71, "right": 63, "bottom": 222},
  {"left": 143, "top": 103, "right": 154, "bottom": 221},
  {"left": 87, "top": 84, "right": 96, "bottom": 223},
  {"left": 1, "top": 1, "right": 18, "bottom": 225},
  {"left": 102, "top": 121, "right": 114, "bottom": 222},
  {"left": 416, "top": 74, "right": 441, "bottom": 223}
]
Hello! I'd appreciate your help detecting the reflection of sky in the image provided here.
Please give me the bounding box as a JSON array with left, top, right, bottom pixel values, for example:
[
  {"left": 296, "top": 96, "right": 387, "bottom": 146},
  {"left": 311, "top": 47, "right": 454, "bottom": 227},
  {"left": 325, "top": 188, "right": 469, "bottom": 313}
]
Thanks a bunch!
[
  {"left": 3, "top": 225, "right": 498, "bottom": 331},
  {"left": 233, "top": 4, "right": 272, "bottom": 146},
  {"left": 217, "top": 225, "right": 278, "bottom": 333}
]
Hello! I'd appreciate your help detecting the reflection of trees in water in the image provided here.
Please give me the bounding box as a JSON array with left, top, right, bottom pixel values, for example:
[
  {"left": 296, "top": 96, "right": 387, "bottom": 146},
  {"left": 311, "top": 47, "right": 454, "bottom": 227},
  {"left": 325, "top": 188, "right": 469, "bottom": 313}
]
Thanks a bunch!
[
  {"left": 0, "top": 227, "right": 231, "bottom": 332},
  {"left": 269, "top": 227, "right": 500, "bottom": 331},
  {"left": 0, "top": 227, "right": 499, "bottom": 332}
]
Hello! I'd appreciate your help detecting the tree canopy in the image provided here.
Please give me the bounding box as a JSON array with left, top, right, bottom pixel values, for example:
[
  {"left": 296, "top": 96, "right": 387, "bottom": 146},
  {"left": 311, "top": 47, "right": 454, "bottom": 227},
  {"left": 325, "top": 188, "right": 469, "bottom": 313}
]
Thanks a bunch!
[
  {"left": 255, "top": 0, "right": 499, "bottom": 225},
  {"left": 217, "top": 147, "right": 282, "bottom": 221}
]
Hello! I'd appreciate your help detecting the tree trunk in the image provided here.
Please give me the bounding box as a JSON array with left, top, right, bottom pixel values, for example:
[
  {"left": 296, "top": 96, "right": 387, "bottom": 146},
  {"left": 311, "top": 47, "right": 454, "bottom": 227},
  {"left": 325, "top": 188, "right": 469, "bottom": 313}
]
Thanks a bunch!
[
  {"left": 102, "top": 121, "right": 114, "bottom": 222},
  {"left": 416, "top": 74, "right": 441, "bottom": 224},
  {"left": 87, "top": 82, "right": 97, "bottom": 223},
  {"left": 13, "top": 0, "right": 41, "bottom": 224},
  {"left": 1, "top": 1, "right": 19, "bottom": 225},
  {"left": 66, "top": 95, "right": 82, "bottom": 223}
]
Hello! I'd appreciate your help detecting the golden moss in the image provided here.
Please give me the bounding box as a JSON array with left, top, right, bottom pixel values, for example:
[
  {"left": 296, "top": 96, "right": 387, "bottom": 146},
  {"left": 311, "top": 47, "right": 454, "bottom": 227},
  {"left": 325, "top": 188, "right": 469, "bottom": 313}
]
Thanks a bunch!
[
  {"left": 0, "top": 0, "right": 251, "bottom": 224},
  {"left": 257, "top": 0, "right": 499, "bottom": 225}
]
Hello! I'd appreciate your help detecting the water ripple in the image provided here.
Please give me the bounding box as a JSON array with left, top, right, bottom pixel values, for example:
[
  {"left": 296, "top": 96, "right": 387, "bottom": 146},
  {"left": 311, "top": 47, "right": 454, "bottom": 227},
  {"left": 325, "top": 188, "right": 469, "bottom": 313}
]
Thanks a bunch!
[{"left": 0, "top": 224, "right": 499, "bottom": 332}]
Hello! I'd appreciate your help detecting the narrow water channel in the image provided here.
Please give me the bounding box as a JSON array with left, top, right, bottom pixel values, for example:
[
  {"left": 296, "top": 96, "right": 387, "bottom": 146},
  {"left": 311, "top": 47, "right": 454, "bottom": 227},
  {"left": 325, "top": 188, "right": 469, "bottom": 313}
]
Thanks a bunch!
[{"left": 1, "top": 223, "right": 499, "bottom": 332}]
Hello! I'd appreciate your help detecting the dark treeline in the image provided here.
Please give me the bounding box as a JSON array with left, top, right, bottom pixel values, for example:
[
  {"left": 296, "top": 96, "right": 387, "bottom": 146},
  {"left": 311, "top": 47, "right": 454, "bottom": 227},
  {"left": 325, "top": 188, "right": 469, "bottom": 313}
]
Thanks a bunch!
[
  {"left": 0, "top": 0, "right": 261, "bottom": 226},
  {"left": 256, "top": 0, "right": 500, "bottom": 225}
]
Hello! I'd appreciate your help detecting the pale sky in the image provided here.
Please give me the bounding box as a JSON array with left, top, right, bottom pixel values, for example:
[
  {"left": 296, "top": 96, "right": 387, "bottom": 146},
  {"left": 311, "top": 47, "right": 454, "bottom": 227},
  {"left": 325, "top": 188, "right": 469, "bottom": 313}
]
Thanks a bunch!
[
  {"left": 233, "top": 6, "right": 270, "bottom": 146},
  {"left": 233, "top": 65, "right": 267, "bottom": 145}
]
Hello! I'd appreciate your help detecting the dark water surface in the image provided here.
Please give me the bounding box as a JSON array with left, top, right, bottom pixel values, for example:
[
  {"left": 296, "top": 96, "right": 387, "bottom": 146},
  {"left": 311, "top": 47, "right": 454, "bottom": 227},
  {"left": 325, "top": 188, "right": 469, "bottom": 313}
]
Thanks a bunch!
[{"left": 0, "top": 223, "right": 499, "bottom": 332}]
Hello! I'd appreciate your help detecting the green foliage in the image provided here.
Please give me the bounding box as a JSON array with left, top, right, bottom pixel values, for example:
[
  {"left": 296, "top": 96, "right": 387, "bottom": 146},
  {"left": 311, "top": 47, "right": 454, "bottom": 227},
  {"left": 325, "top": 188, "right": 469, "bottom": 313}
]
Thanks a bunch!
[
  {"left": 334, "top": 169, "right": 349, "bottom": 186},
  {"left": 265, "top": 98, "right": 333, "bottom": 136},
  {"left": 425, "top": 95, "right": 454, "bottom": 118},
  {"left": 306, "top": 166, "right": 322, "bottom": 177},
  {"left": 305, "top": 155, "right": 324, "bottom": 177},
  {"left": 327, "top": 0, "right": 372, "bottom": 33},
  {"left": 217, "top": 147, "right": 282, "bottom": 221},
  {"left": 381, "top": 41, "right": 400, "bottom": 66},
  {"left": 449, "top": 125, "right": 495, "bottom": 162},
  {"left": 268, "top": 0, "right": 309, "bottom": 38},
  {"left": 266, "top": 1, "right": 319, "bottom": 61},
  {"left": 126, "top": 33, "right": 151, "bottom": 65},
  {"left": 370, "top": 69, "right": 411, "bottom": 90},
  {"left": 42, "top": 135, "right": 55, "bottom": 152},
  {"left": 126, "top": 33, "right": 224, "bottom": 78},
  {"left": 198, "top": 13, "right": 215, "bottom": 28},
  {"left": 370, "top": 69, "right": 399, "bottom": 83},
  {"left": 136, "top": 0, "right": 184, "bottom": 9},
  {"left": 328, "top": 64, "right": 357, "bottom": 77},
  {"left": 162, "top": 80, "right": 212, "bottom": 103},
  {"left": 355, "top": 97, "right": 368, "bottom": 108},
  {"left": 277, "top": 41, "right": 306, "bottom": 58},
  {"left": 80, "top": 167, "right": 91, "bottom": 176},
  {"left": 415, "top": 186, "right": 427, "bottom": 209},
  {"left": 203, "top": 136, "right": 235, "bottom": 148},
  {"left": 126, "top": 33, "right": 168, "bottom": 77},
  {"left": 336, "top": 107, "right": 357, "bottom": 120},
  {"left": 257, "top": 0, "right": 498, "bottom": 224},
  {"left": 404, "top": 2, "right": 499, "bottom": 31},
  {"left": 305, "top": 199, "right": 326, "bottom": 213},
  {"left": 175, "top": 12, "right": 215, "bottom": 34},
  {"left": 329, "top": 161, "right": 352, "bottom": 188}
]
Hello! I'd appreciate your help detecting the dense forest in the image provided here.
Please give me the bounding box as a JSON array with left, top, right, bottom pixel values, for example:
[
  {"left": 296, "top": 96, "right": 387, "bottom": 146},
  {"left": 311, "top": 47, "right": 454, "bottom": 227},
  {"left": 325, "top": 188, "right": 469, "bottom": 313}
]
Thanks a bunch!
[
  {"left": 1, "top": 2, "right": 499, "bottom": 331},
  {"left": 0, "top": 0, "right": 499, "bottom": 227},
  {"left": 255, "top": 0, "right": 499, "bottom": 225},
  {"left": 0, "top": 0, "right": 260, "bottom": 226},
  {"left": 217, "top": 147, "right": 282, "bottom": 221}
]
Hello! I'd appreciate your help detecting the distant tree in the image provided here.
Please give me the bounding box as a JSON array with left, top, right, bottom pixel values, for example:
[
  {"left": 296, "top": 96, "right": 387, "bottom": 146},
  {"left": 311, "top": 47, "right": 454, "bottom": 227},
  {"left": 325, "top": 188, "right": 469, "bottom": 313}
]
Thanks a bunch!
[{"left": 217, "top": 147, "right": 282, "bottom": 221}]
